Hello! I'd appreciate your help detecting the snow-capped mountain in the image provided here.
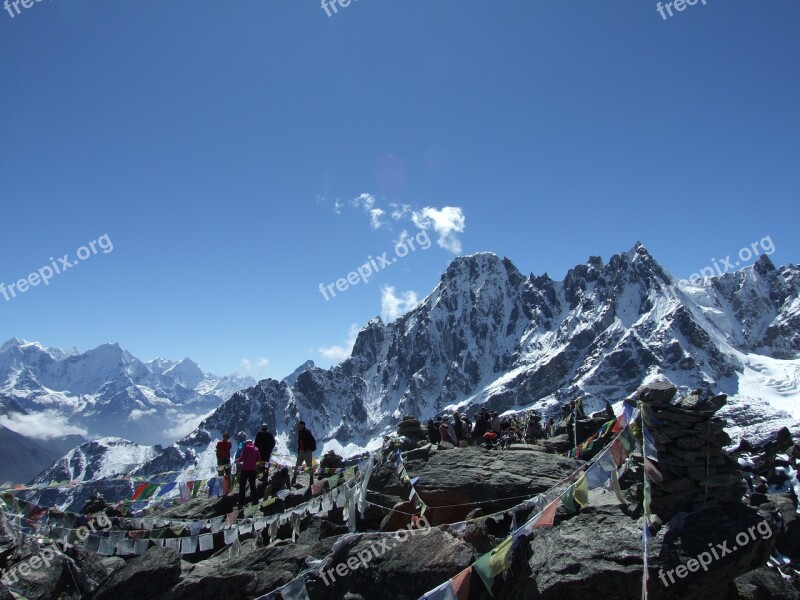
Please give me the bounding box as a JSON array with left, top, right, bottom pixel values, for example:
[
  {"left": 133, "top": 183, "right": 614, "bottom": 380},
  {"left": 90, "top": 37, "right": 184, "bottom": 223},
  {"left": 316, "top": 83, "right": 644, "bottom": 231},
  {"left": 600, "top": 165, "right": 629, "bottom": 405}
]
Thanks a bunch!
[
  {"left": 23, "top": 245, "right": 800, "bottom": 509},
  {"left": 29, "top": 437, "right": 159, "bottom": 511},
  {"left": 113, "top": 244, "right": 800, "bottom": 484},
  {"left": 0, "top": 340, "right": 255, "bottom": 446}
]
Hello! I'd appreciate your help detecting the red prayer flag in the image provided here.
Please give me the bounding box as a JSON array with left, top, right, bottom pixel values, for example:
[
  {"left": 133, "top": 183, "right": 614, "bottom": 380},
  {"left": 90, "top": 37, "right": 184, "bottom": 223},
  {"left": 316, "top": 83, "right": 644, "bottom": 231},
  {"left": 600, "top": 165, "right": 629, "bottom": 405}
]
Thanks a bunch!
[
  {"left": 610, "top": 438, "right": 627, "bottom": 468},
  {"left": 534, "top": 498, "right": 561, "bottom": 528},
  {"left": 131, "top": 483, "right": 148, "bottom": 501},
  {"left": 451, "top": 566, "right": 472, "bottom": 600}
]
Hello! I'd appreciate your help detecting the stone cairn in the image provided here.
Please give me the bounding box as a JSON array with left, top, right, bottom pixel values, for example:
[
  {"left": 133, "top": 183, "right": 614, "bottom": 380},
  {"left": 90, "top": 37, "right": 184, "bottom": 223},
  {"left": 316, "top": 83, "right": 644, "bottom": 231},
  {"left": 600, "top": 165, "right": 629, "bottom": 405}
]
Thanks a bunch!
[
  {"left": 635, "top": 382, "right": 745, "bottom": 518},
  {"left": 396, "top": 416, "right": 428, "bottom": 443}
]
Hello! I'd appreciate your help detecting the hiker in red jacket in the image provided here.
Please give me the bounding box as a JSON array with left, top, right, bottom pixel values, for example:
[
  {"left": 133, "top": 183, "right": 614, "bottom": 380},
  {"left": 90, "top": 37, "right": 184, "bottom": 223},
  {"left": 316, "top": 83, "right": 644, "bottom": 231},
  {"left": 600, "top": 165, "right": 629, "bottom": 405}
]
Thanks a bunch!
[
  {"left": 291, "top": 421, "right": 317, "bottom": 485},
  {"left": 236, "top": 438, "right": 260, "bottom": 509},
  {"left": 215, "top": 431, "right": 233, "bottom": 494}
]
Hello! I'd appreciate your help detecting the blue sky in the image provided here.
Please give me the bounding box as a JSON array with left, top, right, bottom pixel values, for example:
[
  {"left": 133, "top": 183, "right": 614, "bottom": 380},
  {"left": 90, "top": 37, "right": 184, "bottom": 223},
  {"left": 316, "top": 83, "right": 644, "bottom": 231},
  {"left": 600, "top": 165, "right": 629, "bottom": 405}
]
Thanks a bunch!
[{"left": 1, "top": 0, "right": 798, "bottom": 379}]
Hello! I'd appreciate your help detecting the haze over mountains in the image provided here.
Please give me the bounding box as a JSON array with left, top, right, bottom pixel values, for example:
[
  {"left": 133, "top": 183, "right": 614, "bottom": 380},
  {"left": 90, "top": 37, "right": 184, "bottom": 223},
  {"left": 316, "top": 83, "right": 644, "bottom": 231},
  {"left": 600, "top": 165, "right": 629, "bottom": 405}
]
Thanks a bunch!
[
  {"left": 0, "top": 338, "right": 255, "bottom": 449},
  {"left": 23, "top": 243, "right": 800, "bottom": 509}
]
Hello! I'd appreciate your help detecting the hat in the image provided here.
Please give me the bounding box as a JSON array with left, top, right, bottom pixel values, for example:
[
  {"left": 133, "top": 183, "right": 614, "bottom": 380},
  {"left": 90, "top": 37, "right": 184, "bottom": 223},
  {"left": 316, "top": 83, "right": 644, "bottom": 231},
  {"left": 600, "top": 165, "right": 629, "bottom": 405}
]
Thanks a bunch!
[
  {"left": 236, "top": 431, "right": 247, "bottom": 440},
  {"left": 261, "top": 423, "right": 268, "bottom": 430}
]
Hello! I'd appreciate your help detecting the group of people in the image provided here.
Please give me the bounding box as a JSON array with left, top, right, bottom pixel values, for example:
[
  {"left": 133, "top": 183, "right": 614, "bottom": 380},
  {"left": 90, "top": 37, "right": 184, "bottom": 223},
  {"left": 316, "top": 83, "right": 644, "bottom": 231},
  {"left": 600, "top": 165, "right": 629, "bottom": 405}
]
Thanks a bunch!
[
  {"left": 426, "top": 409, "right": 555, "bottom": 449},
  {"left": 215, "top": 421, "right": 318, "bottom": 510}
]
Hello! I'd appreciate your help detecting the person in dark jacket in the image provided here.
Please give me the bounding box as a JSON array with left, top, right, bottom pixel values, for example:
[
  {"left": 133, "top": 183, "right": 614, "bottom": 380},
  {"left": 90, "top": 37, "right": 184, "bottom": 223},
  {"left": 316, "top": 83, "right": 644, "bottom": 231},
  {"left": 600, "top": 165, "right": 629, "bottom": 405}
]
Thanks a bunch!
[
  {"left": 254, "top": 424, "right": 276, "bottom": 482},
  {"left": 426, "top": 419, "right": 439, "bottom": 444},
  {"left": 292, "top": 421, "right": 316, "bottom": 485},
  {"left": 453, "top": 412, "right": 463, "bottom": 444},
  {"left": 264, "top": 466, "right": 292, "bottom": 499},
  {"left": 473, "top": 410, "right": 489, "bottom": 441}
]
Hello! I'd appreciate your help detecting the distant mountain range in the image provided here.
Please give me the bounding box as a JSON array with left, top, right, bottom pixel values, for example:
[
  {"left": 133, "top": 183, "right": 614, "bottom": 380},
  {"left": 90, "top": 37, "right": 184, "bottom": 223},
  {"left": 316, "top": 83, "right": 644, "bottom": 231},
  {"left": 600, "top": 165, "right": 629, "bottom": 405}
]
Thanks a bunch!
[
  {"left": 0, "top": 339, "right": 255, "bottom": 446},
  {"left": 21, "top": 244, "right": 800, "bottom": 510}
]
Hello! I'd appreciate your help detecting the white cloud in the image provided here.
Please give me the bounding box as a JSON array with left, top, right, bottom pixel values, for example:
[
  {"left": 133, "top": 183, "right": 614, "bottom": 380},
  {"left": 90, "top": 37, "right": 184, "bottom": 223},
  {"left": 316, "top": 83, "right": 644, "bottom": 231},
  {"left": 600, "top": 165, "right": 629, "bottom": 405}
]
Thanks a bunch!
[
  {"left": 0, "top": 410, "right": 88, "bottom": 440},
  {"left": 162, "top": 408, "right": 216, "bottom": 440},
  {"left": 318, "top": 324, "right": 360, "bottom": 363},
  {"left": 411, "top": 206, "right": 465, "bottom": 254},
  {"left": 128, "top": 408, "right": 158, "bottom": 422},
  {"left": 240, "top": 357, "right": 270, "bottom": 377},
  {"left": 381, "top": 285, "right": 419, "bottom": 322},
  {"left": 369, "top": 208, "right": 386, "bottom": 229},
  {"left": 389, "top": 203, "right": 411, "bottom": 220},
  {"left": 352, "top": 193, "right": 376, "bottom": 212},
  {"left": 333, "top": 200, "right": 343, "bottom": 214}
]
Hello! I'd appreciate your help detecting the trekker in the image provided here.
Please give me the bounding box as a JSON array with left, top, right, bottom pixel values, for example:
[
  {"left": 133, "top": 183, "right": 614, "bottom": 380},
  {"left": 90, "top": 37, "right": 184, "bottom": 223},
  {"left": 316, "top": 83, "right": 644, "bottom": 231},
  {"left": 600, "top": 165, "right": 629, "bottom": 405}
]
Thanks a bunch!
[
  {"left": 490, "top": 411, "right": 501, "bottom": 434},
  {"left": 264, "top": 466, "right": 292, "bottom": 499},
  {"left": 254, "top": 424, "right": 276, "bottom": 482},
  {"left": 461, "top": 414, "right": 472, "bottom": 441},
  {"left": 453, "top": 412, "right": 463, "bottom": 444},
  {"left": 427, "top": 419, "right": 439, "bottom": 444},
  {"left": 473, "top": 410, "right": 488, "bottom": 440},
  {"left": 447, "top": 416, "right": 458, "bottom": 446},
  {"left": 439, "top": 418, "right": 454, "bottom": 444},
  {"left": 234, "top": 431, "right": 247, "bottom": 460},
  {"left": 216, "top": 432, "right": 232, "bottom": 477},
  {"left": 235, "top": 438, "right": 260, "bottom": 509},
  {"left": 292, "top": 421, "right": 317, "bottom": 485}
]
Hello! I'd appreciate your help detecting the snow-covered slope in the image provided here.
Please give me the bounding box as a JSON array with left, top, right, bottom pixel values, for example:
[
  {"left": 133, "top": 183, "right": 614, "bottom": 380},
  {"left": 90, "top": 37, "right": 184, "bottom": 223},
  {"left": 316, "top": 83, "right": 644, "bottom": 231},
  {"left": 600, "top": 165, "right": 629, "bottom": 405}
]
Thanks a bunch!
[{"left": 0, "top": 340, "right": 255, "bottom": 446}]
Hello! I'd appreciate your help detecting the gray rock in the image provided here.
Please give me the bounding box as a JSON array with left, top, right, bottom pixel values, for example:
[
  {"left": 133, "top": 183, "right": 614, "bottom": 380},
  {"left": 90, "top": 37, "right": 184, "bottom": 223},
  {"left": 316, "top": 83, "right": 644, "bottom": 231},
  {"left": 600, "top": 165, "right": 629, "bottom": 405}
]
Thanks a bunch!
[
  {"left": 731, "top": 566, "right": 800, "bottom": 599},
  {"left": 522, "top": 504, "right": 777, "bottom": 600},
  {"left": 636, "top": 382, "right": 678, "bottom": 404},
  {"left": 310, "top": 528, "right": 475, "bottom": 600},
  {"left": 1, "top": 547, "right": 68, "bottom": 600},
  {"left": 93, "top": 547, "right": 182, "bottom": 600},
  {"left": 370, "top": 446, "right": 582, "bottom": 525}
]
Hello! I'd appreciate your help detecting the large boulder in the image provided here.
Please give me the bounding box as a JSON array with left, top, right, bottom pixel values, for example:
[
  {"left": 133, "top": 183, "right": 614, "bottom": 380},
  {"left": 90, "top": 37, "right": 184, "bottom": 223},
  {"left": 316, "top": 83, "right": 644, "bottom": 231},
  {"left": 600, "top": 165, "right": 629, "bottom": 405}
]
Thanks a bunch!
[
  {"left": 730, "top": 566, "right": 800, "bottom": 599},
  {"left": 93, "top": 547, "right": 182, "bottom": 600},
  {"left": 370, "top": 446, "right": 582, "bottom": 525},
  {"left": 0, "top": 545, "right": 69, "bottom": 600},
  {"left": 520, "top": 503, "right": 777, "bottom": 600},
  {"left": 308, "top": 528, "right": 476, "bottom": 600}
]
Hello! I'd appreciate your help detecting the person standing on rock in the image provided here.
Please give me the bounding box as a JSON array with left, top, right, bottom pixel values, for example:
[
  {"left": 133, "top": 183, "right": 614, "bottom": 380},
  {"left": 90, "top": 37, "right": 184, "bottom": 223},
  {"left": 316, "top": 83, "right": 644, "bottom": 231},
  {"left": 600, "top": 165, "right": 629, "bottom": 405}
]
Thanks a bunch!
[
  {"left": 490, "top": 411, "right": 501, "bottom": 434},
  {"left": 217, "top": 431, "right": 231, "bottom": 494},
  {"left": 292, "top": 421, "right": 317, "bottom": 485},
  {"left": 439, "top": 418, "right": 454, "bottom": 444},
  {"left": 254, "top": 424, "right": 276, "bottom": 482},
  {"left": 453, "top": 412, "right": 463, "bottom": 444},
  {"left": 235, "top": 438, "right": 260, "bottom": 509},
  {"left": 427, "top": 420, "right": 439, "bottom": 444}
]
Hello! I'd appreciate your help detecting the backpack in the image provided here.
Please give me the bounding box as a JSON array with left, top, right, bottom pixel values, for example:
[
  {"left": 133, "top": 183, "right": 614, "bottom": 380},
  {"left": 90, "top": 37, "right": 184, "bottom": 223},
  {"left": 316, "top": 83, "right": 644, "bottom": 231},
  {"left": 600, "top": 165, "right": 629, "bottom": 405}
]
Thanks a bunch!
[{"left": 307, "top": 431, "right": 317, "bottom": 452}]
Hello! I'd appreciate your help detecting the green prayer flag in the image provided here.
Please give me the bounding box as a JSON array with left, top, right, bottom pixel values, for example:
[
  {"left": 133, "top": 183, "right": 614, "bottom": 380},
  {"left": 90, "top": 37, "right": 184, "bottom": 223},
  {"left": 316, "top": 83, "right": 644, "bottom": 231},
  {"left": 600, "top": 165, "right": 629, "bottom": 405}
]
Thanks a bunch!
[
  {"left": 140, "top": 484, "right": 160, "bottom": 500},
  {"left": 560, "top": 484, "right": 578, "bottom": 513},
  {"left": 489, "top": 536, "right": 514, "bottom": 576},
  {"left": 573, "top": 474, "right": 589, "bottom": 508},
  {"left": 473, "top": 551, "right": 496, "bottom": 598}
]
